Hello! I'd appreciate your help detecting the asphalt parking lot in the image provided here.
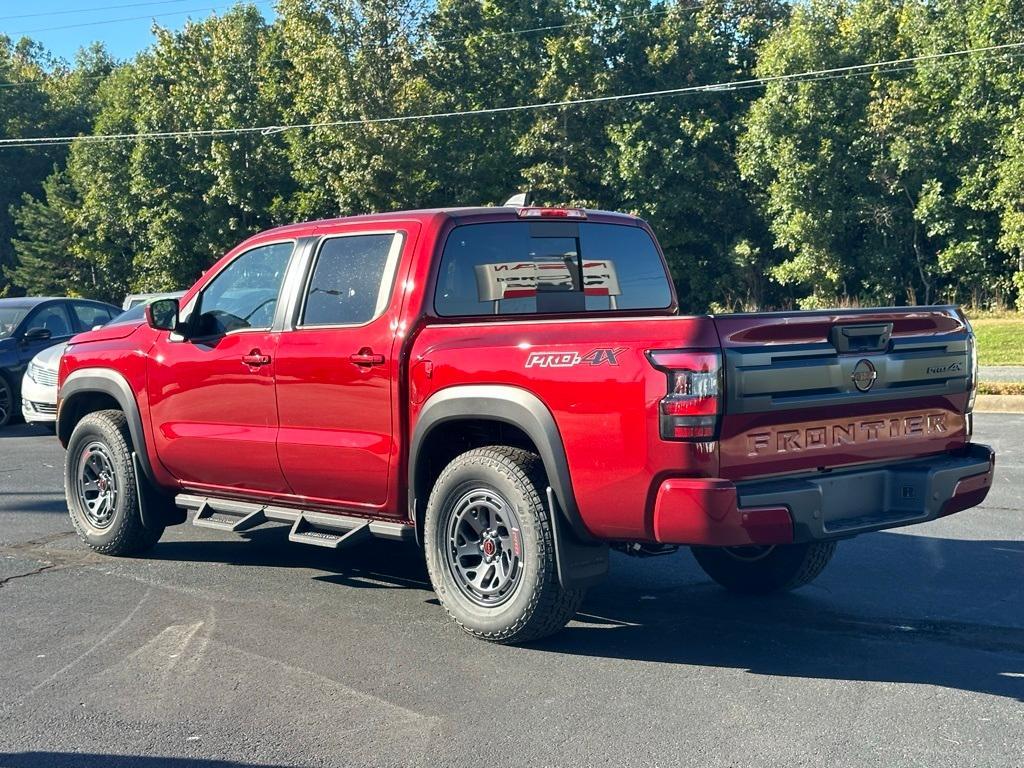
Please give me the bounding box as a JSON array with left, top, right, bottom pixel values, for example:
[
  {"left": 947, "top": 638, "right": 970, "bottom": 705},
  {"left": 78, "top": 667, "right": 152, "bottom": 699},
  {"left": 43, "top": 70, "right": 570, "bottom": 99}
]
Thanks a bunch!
[{"left": 1, "top": 415, "right": 1021, "bottom": 768}]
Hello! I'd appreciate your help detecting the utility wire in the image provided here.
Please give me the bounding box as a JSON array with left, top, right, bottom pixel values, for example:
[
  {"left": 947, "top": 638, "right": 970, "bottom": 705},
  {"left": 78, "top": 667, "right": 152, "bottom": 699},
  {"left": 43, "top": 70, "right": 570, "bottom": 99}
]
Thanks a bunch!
[
  {"left": 0, "top": 0, "right": 195, "bottom": 22},
  {"left": 2, "top": 39, "right": 1022, "bottom": 150},
  {"left": 0, "top": 2, "right": 702, "bottom": 88},
  {"left": 10, "top": 0, "right": 275, "bottom": 34}
]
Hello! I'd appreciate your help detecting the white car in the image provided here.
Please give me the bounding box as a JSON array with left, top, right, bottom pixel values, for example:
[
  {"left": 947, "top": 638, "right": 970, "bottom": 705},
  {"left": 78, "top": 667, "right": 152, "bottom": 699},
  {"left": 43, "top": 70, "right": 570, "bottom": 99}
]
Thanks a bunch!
[
  {"left": 21, "top": 342, "right": 64, "bottom": 425},
  {"left": 122, "top": 291, "right": 183, "bottom": 310}
]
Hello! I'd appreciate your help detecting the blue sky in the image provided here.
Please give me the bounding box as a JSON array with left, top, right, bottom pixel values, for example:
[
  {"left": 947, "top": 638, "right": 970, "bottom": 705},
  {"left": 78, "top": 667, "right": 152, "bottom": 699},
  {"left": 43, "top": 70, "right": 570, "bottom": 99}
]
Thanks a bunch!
[{"left": 1, "top": 0, "right": 275, "bottom": 63}]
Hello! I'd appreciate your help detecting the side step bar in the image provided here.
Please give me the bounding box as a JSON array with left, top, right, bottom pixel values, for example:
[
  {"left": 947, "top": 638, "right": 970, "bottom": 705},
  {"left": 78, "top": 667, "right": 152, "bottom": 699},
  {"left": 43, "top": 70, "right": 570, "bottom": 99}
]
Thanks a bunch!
[
  {"left": 193, "top": 500, "right": 267, "bottom": 532},
  {"left": 289, "top": 513, "right": 372, "bottom": 550},
  {"left": 176, "top": 494, "right": 414, "bottom": 546}
]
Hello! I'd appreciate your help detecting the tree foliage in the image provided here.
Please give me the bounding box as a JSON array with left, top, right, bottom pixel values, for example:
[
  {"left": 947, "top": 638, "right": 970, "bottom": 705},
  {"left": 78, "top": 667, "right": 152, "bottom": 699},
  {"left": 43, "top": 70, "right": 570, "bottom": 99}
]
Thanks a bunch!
[
  {"left": 2, "top": 0, "right": 1023, "bottom": 311},
  {"left": 738, "top": 0, "right": 1024, "bottom": 308}
]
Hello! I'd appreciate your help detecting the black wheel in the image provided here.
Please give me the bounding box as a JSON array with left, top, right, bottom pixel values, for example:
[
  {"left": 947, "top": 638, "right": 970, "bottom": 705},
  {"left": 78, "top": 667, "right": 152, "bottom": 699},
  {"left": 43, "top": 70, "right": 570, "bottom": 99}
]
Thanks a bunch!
[
  {"left": 691, "top": 541, "right": 837, "bottom": 595},
  {"left": 64, "top": 409, "right": 164, "bottom": 555},
  {"left": 0, "top": 374, "right": 15, "bottom": 427},
  {"left": 424, "top": 446, "right": 585, "bottom": 644}
]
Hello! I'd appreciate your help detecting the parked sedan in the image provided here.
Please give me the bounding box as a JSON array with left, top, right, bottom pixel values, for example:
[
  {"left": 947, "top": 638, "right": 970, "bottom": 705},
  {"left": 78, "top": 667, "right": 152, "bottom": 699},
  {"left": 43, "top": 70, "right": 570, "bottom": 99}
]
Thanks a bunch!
[
  {"left": 20, "top": 294, "right": 186, "bottom": 426},
  {"left": 0, "top": 297, "right": 121, "bottom": 427}
]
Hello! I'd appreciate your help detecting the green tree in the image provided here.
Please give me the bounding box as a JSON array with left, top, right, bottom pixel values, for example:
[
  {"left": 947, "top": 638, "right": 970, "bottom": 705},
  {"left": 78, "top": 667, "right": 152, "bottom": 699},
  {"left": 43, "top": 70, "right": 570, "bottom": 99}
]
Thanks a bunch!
[
  {"left": 62, "top": 6, "right": 294, "bottom": 294},
  {"left": 277, "top": 0, "right": 436, "bottom": 218},
  {"left": 0, "top": 37, "right": 70, "bottom": 295},
  {"left": 739, "top": 0, "right": 1024, "bottom": 308},
  {"left": 420, "top": 0, "right": 568, "bottom": 206},
  {"left": 606, "top": 1, "right": 788, "bottom": 311},
  {"left": 8, "top": 169, "right": 100, "bottom": 297}
]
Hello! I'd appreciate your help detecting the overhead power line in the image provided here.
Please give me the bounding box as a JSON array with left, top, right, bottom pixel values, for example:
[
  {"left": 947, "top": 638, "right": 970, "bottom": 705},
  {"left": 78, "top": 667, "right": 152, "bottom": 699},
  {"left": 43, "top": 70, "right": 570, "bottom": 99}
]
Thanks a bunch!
[
  {"left": 10, "top": 0, "right": 275, "bottom": 34},
  {"left": 0, "top": 2, "right": 701, "bottom": 88},
  {"left": 2, "top": 39, "right": 1022, "bottom": 150},
  {"left": 0, "top": 0, "right": 194, "bottom": 22}
]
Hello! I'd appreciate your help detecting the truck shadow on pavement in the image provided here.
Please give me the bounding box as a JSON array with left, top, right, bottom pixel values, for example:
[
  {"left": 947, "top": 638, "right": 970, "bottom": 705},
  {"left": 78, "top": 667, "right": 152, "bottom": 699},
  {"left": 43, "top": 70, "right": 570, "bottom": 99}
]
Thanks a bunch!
[
  {"left": 150, "top": 525, "right": 433, "bottom": 591},
  {"left": 148, "top": 525, "right": 1024, "bottom": 702},
  {"left": 538, "top": 531, "right": 1024, "bottom": 702}
]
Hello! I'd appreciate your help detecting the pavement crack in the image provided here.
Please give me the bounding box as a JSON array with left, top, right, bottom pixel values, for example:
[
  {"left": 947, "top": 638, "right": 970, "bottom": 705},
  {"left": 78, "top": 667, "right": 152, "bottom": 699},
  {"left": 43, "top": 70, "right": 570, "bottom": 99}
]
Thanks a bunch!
[{"left": 0, "top": 560, "right": 62, "bottom": 589}]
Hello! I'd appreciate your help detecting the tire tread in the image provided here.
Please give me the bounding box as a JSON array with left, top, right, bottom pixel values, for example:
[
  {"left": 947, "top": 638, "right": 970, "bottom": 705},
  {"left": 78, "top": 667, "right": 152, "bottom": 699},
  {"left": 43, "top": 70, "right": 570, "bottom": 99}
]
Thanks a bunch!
[
  {"left": 65, "top": 409, "right": 163, "bottom": 556},
  {"left": 426, "top": 445, "right": 584, "bottom": 644}
]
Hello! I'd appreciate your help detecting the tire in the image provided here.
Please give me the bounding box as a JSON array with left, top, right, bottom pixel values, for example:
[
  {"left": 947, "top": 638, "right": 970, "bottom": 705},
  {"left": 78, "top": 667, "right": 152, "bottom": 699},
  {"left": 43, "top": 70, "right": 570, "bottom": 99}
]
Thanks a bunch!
[
  {"left": 64, "top": 409, "right": 164, "bottom": 555},
  {"left": 424, "top": 446, "right": 585, "bottom": 644},
  {"left": 691, "top": 541, "right": 837, "bottom": 595},
  {"left": 0, "top": 373, "right": 16, "bottom": 428}
]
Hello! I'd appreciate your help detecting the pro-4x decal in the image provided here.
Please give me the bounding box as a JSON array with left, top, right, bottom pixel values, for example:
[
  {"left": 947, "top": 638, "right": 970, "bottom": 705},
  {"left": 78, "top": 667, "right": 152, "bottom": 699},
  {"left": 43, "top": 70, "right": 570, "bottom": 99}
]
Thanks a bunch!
[{"left": 525, "top": 347, "right": 628, "bottom": 368}]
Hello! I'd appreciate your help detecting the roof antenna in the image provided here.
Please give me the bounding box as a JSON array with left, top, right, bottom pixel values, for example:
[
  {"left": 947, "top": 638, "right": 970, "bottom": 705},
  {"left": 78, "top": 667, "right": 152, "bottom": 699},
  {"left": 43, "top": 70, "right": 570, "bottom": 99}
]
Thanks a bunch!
[{"left": 503, "top": 190, "right": 533, "bottom": 208}]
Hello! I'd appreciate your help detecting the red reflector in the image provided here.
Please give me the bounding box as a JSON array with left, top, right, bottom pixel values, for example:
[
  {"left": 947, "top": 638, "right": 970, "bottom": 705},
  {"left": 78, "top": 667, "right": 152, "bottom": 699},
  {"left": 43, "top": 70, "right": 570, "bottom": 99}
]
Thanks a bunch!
[
  {"left": 662, "top": 395, "right": 718, "bottom": 416},
  {"left": 673, "top": 424, "right": 714, "bottom": 439},
  {"left": 517, "top": 207, "right": 587, "bottom": 219}
]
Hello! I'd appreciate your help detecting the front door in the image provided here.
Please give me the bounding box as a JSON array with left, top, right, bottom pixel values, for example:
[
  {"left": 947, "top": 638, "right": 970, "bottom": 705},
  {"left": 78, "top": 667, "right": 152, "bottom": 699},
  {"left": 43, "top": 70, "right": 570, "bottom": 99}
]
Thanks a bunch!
[
  {"left": 147, "top": 240, "right": 295, "bottom": 494},
  {"left": 19, "top": 302, "right": 75, "bottom": 366},
  {"left": 274, "top": 229, "right": 411, "bottom": 513}
]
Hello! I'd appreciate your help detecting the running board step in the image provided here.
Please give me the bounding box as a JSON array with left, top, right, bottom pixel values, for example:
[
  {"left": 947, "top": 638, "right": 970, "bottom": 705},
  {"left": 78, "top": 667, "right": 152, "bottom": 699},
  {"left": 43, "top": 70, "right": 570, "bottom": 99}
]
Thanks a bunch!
[
  {"left": 192, "top": 501, "right": 267, "bottom": 532},
  {"left": 289, "top": 513, "right": 372, "bottom": 550},
  {"left": 175, "top": 494, "right": 415, "bottom": 544}
]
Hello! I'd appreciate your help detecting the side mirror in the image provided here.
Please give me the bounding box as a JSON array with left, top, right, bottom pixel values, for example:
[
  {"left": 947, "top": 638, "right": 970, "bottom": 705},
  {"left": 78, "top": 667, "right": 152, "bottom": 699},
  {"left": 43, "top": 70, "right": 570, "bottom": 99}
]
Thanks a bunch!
[
  {"left": 146, "top": 298, "right": 181, "bottom": 332},
  {"left": 22, "top": 327, "right": 51, "bottom": 342}
]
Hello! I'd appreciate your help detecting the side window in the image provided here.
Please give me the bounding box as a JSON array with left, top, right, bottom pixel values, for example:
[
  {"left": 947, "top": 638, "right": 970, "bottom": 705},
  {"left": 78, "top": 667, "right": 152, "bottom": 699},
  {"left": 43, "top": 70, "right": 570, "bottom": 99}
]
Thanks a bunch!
[
  {"left": 25, "top": 304, "right": 73, "bottom": 338},
  {"left": 300, "top": 233, "right": 402, "bottom": 327},
  {"left": 72, "top": 302, "right": 114, "bottom": 330},
  {"left": 194, "top": 242, "right": 294, "bottom": 337}
]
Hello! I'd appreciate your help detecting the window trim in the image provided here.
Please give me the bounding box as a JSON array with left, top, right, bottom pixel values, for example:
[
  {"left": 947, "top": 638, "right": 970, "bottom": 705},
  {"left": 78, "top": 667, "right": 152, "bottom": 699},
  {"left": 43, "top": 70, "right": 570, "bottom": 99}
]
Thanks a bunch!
[
  {"left": 182, "top": 238, "right": 297, "bottom": 340},
  {"left": 295, "top": 230, "right": 405, "bottom": 330},
  {"left": 431, "top": 220, "right": 674, "bottom": 320}
]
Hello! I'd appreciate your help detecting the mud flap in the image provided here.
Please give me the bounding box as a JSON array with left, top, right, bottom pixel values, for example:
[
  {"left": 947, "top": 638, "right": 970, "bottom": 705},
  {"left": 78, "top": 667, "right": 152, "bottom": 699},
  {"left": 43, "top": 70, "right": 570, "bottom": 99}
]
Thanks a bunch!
[
  {"left": 546, "top": 487, "right": 608, "bottom": 589},
  {"left": 133, "top": 453, "right": 186, "bottom": 529}
]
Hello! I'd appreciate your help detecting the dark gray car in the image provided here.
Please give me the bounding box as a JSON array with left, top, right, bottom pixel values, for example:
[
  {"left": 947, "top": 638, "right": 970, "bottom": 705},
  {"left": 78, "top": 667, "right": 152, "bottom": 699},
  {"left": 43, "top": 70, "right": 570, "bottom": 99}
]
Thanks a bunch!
[{"left": 0, "top": 297, "right": 121, "bottom": 426}]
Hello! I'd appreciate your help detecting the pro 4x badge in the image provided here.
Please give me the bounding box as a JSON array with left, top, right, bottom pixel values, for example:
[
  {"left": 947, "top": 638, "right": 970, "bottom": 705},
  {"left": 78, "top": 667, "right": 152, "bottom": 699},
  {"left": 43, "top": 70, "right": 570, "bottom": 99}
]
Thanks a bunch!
[{"left": 525, "top": 347, "right": 628, "bottom": 368}]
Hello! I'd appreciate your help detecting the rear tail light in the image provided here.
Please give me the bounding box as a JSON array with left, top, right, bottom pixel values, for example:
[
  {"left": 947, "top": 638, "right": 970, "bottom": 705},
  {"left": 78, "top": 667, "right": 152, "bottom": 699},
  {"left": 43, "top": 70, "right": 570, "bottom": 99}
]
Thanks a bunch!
[
  {"left": 516, "top": 207, "right": 587, "bottom": 219},
  {"left": 965, "top": 326, "right": 978, "bottom": 438},
  {"left": 647, "top": 350, "right": 722, "bottom": 441},
  {"left": 966, "top": 329, "right": 978, "bottom": 414}
]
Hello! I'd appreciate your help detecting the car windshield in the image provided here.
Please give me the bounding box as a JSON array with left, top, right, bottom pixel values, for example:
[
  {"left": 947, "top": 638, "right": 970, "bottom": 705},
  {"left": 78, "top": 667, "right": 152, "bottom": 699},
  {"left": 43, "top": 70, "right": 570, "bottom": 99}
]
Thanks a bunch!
[
  {"left": 107, "top": 303, "right": 148, "bottom": 326},
  {"left": 0, "top": 307, "right": 28, "bottom": 338}
]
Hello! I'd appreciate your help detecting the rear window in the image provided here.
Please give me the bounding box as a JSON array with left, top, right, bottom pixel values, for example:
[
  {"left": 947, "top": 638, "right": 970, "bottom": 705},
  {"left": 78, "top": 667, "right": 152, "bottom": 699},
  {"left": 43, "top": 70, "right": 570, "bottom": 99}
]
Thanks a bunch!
[{"left": 434, "top": 221, "right": 673, "bottom": 317}]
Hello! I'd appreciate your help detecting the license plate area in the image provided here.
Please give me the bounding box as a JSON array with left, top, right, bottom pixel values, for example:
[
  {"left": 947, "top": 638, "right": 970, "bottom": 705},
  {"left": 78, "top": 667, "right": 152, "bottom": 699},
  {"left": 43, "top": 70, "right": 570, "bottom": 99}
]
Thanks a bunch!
[{"left": 818, "top": 469, "right": 929, "bottom": 534}]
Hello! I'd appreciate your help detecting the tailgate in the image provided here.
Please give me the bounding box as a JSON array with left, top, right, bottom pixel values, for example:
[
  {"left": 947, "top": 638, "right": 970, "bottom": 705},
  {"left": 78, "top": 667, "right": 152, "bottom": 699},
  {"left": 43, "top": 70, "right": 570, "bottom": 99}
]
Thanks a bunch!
[{"left": 713, "top": 308, "right": 973, "bottom": 481}]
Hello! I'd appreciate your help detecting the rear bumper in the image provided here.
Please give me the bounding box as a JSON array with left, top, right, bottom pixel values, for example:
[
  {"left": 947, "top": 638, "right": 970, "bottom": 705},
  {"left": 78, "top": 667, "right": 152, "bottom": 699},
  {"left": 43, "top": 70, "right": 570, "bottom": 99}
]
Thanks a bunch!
[{"left": 653, "top": 443, "right": 995, "bottom": 546}]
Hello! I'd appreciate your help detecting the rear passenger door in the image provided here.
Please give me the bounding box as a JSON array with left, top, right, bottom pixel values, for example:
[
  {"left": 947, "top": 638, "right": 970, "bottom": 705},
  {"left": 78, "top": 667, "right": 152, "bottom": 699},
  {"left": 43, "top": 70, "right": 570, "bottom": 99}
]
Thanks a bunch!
[{"left": 274, "top": 228, "right": 414, "bottom": 513}]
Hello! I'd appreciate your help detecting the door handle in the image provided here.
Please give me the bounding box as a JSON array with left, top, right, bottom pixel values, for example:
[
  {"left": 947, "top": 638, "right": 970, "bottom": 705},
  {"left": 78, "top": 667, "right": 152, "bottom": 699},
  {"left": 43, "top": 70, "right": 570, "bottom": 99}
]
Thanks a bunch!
[
  {"left": 241, "top": 350, "right": 271, "bottom": 367},
  {"left": 349, "top": 348, "right": 385, "bottom": 367}
]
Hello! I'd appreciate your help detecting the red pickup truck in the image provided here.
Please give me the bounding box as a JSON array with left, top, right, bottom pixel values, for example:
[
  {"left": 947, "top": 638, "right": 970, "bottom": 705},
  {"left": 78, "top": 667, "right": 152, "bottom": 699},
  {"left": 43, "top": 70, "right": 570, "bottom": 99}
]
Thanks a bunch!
[{"left": 57, "top": 206, "right": 995, "bottom": 643}]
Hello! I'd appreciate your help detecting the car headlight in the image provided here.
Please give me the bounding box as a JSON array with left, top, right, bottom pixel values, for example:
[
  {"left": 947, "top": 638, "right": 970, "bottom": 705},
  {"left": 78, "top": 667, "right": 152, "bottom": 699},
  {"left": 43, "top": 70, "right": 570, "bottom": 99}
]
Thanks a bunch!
[{"left": 27, "top": 361, "right": 41, "bottom": 384}]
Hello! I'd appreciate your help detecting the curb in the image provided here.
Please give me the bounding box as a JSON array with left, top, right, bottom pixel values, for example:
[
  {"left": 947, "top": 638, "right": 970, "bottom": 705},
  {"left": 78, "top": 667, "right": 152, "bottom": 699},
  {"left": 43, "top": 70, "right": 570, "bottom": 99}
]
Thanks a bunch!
[{"left": 974, "top": 394, "right": 1024, "bottom": 414}]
